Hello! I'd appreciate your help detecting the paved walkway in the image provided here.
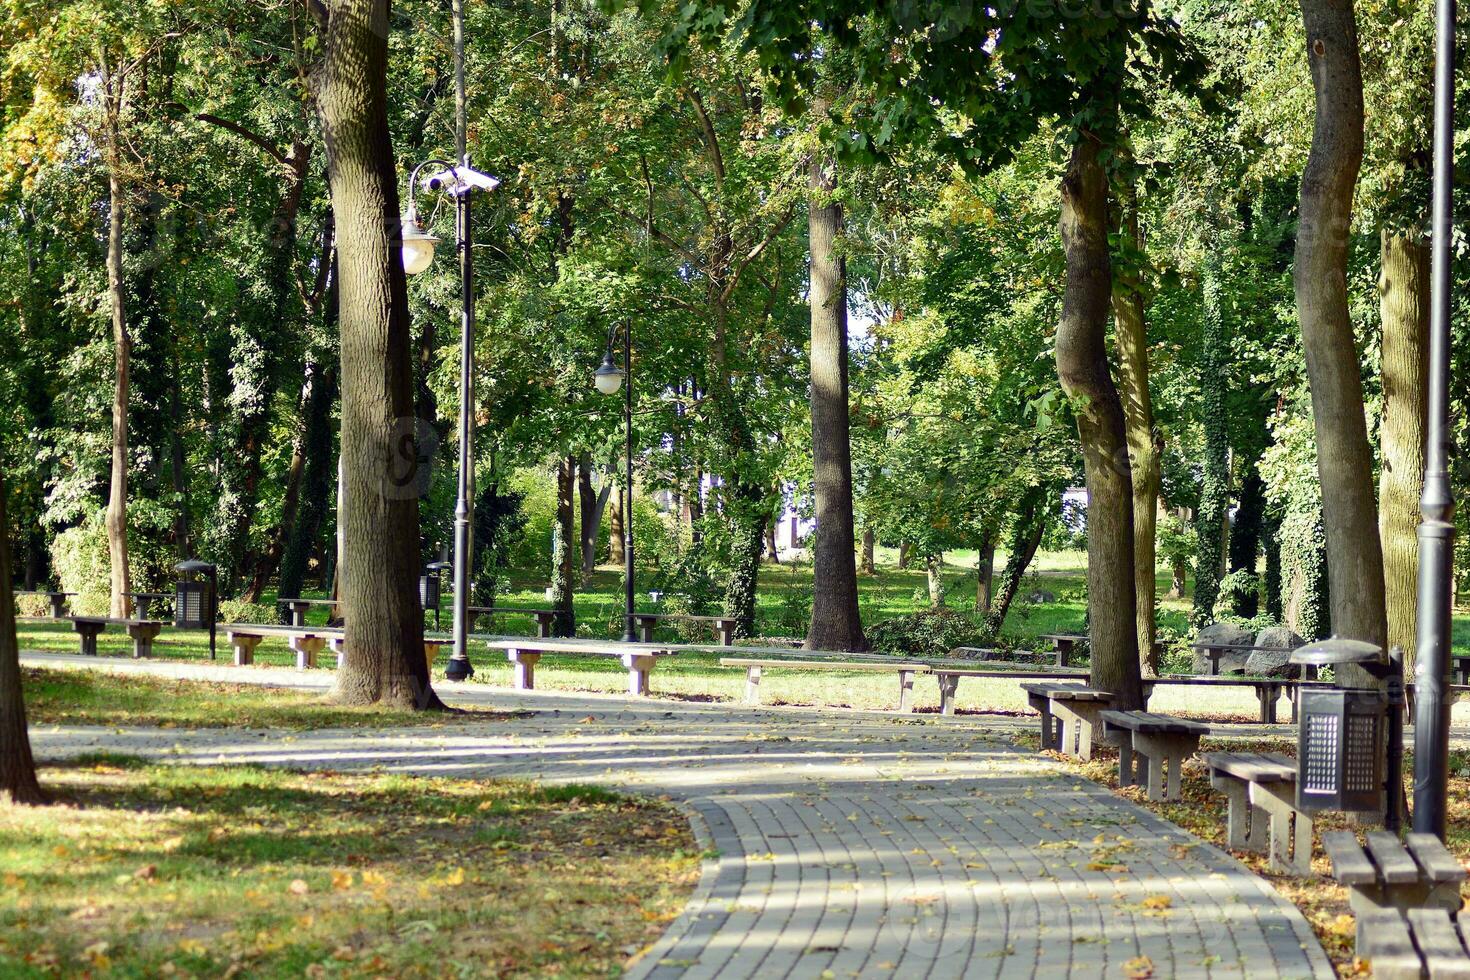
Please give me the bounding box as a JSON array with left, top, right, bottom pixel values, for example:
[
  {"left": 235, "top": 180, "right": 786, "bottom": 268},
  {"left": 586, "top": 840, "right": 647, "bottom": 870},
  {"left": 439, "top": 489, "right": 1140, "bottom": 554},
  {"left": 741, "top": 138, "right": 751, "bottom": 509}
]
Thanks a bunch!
[{"left": 24, "top": 653, "right": 1333, "bottom": 978}]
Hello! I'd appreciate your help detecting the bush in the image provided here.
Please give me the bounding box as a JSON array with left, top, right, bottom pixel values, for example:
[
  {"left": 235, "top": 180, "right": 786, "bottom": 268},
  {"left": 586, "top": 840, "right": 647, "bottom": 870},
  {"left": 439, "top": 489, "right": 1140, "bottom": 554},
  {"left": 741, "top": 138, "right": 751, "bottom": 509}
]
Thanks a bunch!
[
  {"left": 866, "top": 608, "right": 988, "bottom": 657},
  {"left": 216, "top": 600, "right": 276, "bottom": 624},
  {"left": 14, "top": 594, "right": 50, "bottom": 618},
  {"left": 50, "top": 512, "right": 113, "bottom": 617}
]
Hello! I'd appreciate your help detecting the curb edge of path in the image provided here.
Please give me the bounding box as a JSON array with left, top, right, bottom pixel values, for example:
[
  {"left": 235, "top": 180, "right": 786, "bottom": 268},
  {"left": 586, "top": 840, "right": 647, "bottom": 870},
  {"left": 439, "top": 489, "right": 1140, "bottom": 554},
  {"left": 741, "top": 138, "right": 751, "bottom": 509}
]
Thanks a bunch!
[{"left": 623, "top": 798, "right": 723, "bottom": 980}]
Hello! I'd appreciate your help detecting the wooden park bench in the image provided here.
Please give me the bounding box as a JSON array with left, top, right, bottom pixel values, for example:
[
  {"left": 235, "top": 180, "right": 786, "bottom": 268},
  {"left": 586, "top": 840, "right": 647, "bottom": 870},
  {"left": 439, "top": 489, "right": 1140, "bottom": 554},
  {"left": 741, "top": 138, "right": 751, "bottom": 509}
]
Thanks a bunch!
[
  {"left": 1142, "top": 675, "right": 1320, "bottom": 723},
  {"left": 17, "top": 590, "right": 75, "bottom": 618},
  {"left": 69, "top": 616, "right": 167, "bottom": 659},
  {"left": 1323, "top": 830, "right": 1467, "bottom": 951},
  {"left": 1352, "top": 908, "right": 1470, "bottom": 979},
  {"left": 277, "top": 597, "right": 341, "bottom": 627},
  {"left": 633, "top": 612, "right": 744, "bottom": 646},
  {"left": 1201, "top": 752, "right": 1313, "bottom": 874},
  {"left": 225, "top": 624, "right": 342, "bottom": 669},
  {"left": 485, "top": 638, "right": 678, "bottom": 697},
  {"left": 1098, "top": 710, "right": 1209, "bottom": 801},
  {"left": 722, "top": 657, "right": 931, "bottom": 712},
  {"left": 468, "top": 605, "right": 561, "bottom": 638},
  {"left": 1036, "top": 633, "right": 1087, "bottom": 667},
  {"left": 1019, "top": 682, "right": 1115, "bottom": 760},
  {"left": 125, "top": 592, "right": 170, "bottom": 620},
  {"left": 932, "top": 667, "right": 1089, "bottom": 715},
  {"left": 1452, "top": 653, "right": 1470, "bottom": 685}
]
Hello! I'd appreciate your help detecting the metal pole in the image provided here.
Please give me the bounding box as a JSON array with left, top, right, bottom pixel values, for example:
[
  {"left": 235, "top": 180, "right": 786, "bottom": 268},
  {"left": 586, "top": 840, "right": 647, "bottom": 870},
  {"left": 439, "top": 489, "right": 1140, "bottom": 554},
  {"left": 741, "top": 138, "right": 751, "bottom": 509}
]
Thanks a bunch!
[
  {"left": 622, "top": 324, "right": 637, "bottom": 643},
  {"left": 1412, "top": 0, "right": 1456, "bottom": 839}
]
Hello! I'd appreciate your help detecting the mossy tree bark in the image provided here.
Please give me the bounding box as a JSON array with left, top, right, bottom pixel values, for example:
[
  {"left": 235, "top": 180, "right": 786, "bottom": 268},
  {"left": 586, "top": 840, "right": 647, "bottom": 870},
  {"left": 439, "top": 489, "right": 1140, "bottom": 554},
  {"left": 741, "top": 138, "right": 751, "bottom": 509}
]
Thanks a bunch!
[
  {"left": 1377, "top": 226, "right": 1428, "bottom": 665},
  {"left": 1056, "top": 133, "right": 1144, "bottom": 709},
  {"left": 313, "top": 0, "right": 442, "bottom": 709},
  {"left": 551, "top": 456, "right": 577, "bottom": 637},
  {"left": 1111, "top": 153, "right": 1160, "bottom": 673},
  {"left": 1295, "top": 0, "right": 1387, "bottom": 670},
  {"left": 1192, "top": 258, "right": 1230, "bottom": 628}
]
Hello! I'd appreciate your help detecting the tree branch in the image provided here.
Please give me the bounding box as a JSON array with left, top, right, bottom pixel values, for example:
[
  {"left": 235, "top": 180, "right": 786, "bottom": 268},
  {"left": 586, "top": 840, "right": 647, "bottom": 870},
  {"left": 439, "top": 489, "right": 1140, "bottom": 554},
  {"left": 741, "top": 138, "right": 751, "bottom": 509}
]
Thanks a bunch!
[{"left": 196, "top": 112, "right": 288, "bottom": 165}]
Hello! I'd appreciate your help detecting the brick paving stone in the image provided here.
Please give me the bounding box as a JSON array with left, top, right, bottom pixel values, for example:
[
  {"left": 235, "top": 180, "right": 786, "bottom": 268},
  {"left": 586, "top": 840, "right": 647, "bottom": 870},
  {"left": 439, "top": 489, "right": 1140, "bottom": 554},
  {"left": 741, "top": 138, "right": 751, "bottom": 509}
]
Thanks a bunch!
[{"left": 24, "top": 652, "right": 1334, "bottom": 979}]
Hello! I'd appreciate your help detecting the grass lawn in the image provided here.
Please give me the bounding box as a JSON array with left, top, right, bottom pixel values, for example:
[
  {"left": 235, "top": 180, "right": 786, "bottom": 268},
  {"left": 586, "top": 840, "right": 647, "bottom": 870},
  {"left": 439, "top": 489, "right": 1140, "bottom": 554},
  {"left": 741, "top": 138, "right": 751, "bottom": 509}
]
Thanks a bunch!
[
  {"left": 1027, "top": 733, "right": 1470, "bottom": 975},
  {"left": 18, "top": 667, "right": 524, "bottom": 730},
  {"left": 0, "top": 757, "right": 700, "bottom": 978}
]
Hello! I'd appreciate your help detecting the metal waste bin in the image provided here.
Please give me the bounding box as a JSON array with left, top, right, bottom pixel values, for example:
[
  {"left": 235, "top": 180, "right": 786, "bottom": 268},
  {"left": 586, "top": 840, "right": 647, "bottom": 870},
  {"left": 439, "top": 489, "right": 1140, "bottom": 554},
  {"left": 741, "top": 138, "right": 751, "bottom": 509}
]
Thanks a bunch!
[{"left": 174, "top": 559, "right": 218, "bottom": 660}]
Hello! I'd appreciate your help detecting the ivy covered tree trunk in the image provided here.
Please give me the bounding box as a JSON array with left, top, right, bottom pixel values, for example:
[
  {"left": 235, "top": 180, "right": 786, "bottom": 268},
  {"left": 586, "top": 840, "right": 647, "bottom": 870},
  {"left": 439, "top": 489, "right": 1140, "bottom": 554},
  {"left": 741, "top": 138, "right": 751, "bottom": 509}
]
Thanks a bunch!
[
  {"left": 1263, "top": 513, "right": 1284, "bottom": 622},
  {"left": 804, "top": 152, "right": 866, "bottom": 651},
  {"left": 1055, "top": 133, "right": 1144, "bottom": 710},
  {"left": 313, "top": 0, "right": 441, "bottom": 709},
  {"left": 1295, "top": 0, "right": 1387, "bottom": 662},
  {"left": 551, "top": 456, "right": 577, "bottom": 636},
  {"left": 1229, "top": 467, "right": 1267, "bottom": 617},
  {"left": 1377, "top": 226, "right": 1428, "bottom": 664},
  {"left": 1111, "top": 154, "right": 1160, "bottom": 672},
  {"left": 0, "top": 471, "right": 45, "bottom": 805},
  {"left": 987, "top": 486, "right": 1049, "bottom": 634},
  {"left": 722, "top": 480, "right": 768, "bottom": 638},
  {"left": 1192, "top": 258, "right": 1229, "bottom": 628}
]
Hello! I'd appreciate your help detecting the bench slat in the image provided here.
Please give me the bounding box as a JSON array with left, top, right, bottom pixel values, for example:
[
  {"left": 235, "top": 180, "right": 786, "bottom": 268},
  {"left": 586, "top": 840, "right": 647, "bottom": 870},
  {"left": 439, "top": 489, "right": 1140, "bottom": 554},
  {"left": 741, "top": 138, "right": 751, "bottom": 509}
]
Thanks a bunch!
[
  {"left": 1100, "top": 709, "right": 1210, "bottom": 736},
  {"left": 1322, "top": 831, "right": 1378, "bottom": 886},
  {"left": 1408, "top": 908, "right": 1470, "bottom": 978},
  {"left": 721, "top": 658, "right": 926, "bottom": 672},
  {"left": 1366, "top": 831, "right": 1424, "bottom": 886},
  {"left": 1357, "top": 910, "right": 1426, "bottom": 979},
  {"left": 1202, "top": 751, "right": 1297, "bottom": 784},
  {"left": 1406, "top": 832, "right": 1469, "bottom": 885}
]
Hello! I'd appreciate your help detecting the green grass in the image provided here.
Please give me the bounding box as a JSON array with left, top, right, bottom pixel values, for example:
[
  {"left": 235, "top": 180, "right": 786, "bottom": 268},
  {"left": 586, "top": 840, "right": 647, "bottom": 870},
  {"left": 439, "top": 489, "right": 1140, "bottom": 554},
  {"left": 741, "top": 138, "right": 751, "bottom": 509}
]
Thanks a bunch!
[
  {"left": 0, "top": 759, "right": 699, "bottom": 978},
  {"left": 18, "top": 667, "right": 522, "bottom": 730}
]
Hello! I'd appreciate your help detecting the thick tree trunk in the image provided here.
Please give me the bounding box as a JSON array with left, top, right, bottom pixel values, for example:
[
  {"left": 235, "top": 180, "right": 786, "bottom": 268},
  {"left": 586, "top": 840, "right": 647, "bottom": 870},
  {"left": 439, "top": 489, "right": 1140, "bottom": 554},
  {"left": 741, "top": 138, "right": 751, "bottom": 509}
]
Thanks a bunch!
[
  {"left": 925, "top": 553, "right": 945, "bottom": 608},
  {"left": 1111, "top": 157, "right": 1160, "bottom": 672},
  {"left": 765, "top": 519, "right": 780, "bottom": 563},
  {"left": 722, "top": 481, "right": 768, "bottom": 639},
  {"left": 105, "top": 169, "right": 132, "bottom": 619},
  {"left": 551, "top": 457, "right": 576, "bottom": 636},
  {"left": 1193, "top": 259, "right": 1230, "bottom": 627},
  {"left": 974, "top": 535, "right": 996, "bottom": 614},
  {"left": 1056, "top": 134, "right": 1143, "bottom": 709},
  {"left": 1295, "top": 0, "right": 1387, "bottom": 665},
  {"left": 577, "top": 454, "right": 611, "bottom": 582},
  {"left": 314, "top": 0, "right": 440, "bottom": 709},
  {"left": 608, "top": 492, "right": 625, "bottom": 564},
  {"left": 897, "top": 541, "right": 912, "bottom": 569},
  {"left": 805, "top": 153, "right": 866, "bottom": 651},
  {"left": 0, "top": 471, "right": 45, "bottom": 805},
  {"left": 860, "top": 527, "right": 876, "bottom": 575},
  {"left": 1377, "top": 227, "right": 1428, "bottom": 664}
]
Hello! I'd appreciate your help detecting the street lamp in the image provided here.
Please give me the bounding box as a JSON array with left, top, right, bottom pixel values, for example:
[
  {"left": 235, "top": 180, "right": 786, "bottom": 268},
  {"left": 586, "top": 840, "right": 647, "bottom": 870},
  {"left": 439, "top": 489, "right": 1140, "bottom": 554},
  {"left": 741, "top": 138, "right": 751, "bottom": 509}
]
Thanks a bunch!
[
  {"left": 1413, "top": 0, "right": 1457, "bottom": 839},
  {"left": 400, "top": 158, "right": 500, "bottom": 682},
  {"left": 595, "top": 323, "right": 637, "bottom": 643}
]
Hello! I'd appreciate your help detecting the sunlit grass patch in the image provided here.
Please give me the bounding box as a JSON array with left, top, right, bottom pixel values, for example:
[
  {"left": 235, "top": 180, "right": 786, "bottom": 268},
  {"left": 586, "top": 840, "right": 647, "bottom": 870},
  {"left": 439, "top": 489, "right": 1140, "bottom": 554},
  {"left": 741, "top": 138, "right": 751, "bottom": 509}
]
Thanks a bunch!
[{"left": 0, "top": 760, "right": 699, "bottom": 978}]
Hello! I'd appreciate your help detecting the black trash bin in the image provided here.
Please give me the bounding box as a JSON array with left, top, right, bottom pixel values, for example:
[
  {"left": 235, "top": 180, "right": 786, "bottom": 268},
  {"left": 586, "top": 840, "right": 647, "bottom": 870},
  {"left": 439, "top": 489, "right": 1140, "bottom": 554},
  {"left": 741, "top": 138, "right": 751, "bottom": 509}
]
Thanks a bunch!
[{"left": 174, "top": 560, "right": 218, "bottom": 660}]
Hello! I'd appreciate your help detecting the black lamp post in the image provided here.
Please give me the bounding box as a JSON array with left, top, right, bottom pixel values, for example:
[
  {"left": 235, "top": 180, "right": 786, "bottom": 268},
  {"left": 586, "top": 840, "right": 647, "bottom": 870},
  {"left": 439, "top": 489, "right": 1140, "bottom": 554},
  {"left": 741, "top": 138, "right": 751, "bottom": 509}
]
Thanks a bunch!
[
  {"left": 594, "top": 324, "right": 637, "bottom": 643},
  {"left": 1413, "top": 0, "right": 1457, "bottom": 840}
]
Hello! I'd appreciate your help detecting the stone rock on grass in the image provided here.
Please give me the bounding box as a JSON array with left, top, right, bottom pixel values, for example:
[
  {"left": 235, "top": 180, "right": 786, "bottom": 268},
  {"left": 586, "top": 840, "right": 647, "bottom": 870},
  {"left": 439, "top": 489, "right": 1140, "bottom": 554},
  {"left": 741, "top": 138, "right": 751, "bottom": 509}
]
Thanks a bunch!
[
  {"left": 1024, "top": 590, "right": 1056, "bottom": 604},
  {"left": 1244, "top": 627, "right": 1306, "bottom": 679},
  {"left": 1192, "top": 621, "right": 1254, "bottom": 674}
]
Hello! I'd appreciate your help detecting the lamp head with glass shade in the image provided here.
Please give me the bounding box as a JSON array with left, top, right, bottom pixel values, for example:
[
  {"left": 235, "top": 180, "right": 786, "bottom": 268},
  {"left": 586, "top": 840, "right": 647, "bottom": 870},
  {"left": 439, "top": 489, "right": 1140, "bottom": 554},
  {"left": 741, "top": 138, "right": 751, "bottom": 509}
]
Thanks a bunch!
[
  {"left": 594, "top": 351, "right": 625, "bottom": 395},
  {"left": 400, "top": 209, "right": 440, "bottom": 276}
]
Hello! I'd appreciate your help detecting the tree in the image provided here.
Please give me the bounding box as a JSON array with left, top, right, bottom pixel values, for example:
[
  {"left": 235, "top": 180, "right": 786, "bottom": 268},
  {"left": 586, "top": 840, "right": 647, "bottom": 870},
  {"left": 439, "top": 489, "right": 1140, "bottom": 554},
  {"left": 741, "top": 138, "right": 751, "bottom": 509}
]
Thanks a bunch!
[
  {"left": 0, "top": 471, "right": 45, "bottom": 804},
  {"left": 311, "top": 0, "right": 442, "bottom": 709},
  {"left": 1293, "top": 0, "right": 1387, "bottom": 656},
  {"left": 804, "top": 146, "right": 866, "bottom": 651}
]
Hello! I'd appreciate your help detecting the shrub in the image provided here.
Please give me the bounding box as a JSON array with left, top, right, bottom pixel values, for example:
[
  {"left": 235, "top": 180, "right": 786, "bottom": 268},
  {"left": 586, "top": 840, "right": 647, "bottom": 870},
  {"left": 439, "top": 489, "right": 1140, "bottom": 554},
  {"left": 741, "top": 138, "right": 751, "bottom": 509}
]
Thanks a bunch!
[
  {"left": 866, "top": 608, "right": 988, "bottom": 657},
  {"left": 50, "top": 513, "right": 113, "bottom": 617},
  {"left": 14, "top": 594, "right": 50, "bottom": 618},
  {"left": 216, "top": 600, "right": 276, "bottom": 624}
]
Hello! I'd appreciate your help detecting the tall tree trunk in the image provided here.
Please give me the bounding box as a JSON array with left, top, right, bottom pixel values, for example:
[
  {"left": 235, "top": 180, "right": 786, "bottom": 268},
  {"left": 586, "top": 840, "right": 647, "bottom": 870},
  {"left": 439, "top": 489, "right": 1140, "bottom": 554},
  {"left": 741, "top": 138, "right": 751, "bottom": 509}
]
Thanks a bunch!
[
  {"left": 1295, "top": 0, "right": 1387, "bottom": 667},
  {"left": 279, "top": 358, "right": 339, "bottom": 602},
  {"left": 926, "top": 553, "right": 945, "bottom": 608},
  {"left": 0, "top": 471, "right": 45, "bottom": 805},
  {"left": 105, "top": 168, "right": 132, "bottom": 619},
  {"left": 314, "top": 0, "right": 440, "bottom": 709},
  {"left": 860, "top": 526, "right": 876, "bottom": 575},
  {"left": 1056, "top": 133, "right": 1143, "bottom": 709},
  {"left": 1193, "top": 258, "right": 1231, "bottom": 627},
  {"left": 1111, "top": 154, "right": 1160, "bottom": 672},
  {"left": 1377, "top": 226, "right": 1428, "bottom": 664},
  {"left": 577, "top": 454, "right": 611, "bottom": 582},
  {"left": 805, "top": 152, "right": 866, "bottom": 651},
  {"left": 974, "top": 534, "right": 996, "bottom": 614},
  {"left": 1230, "top": 465, "right": 1267, "bottom": 616},
  {"left": 987, "top": 488, "right": 1050, "bottom": 634},
  {"left": 897, "top": 541, "right": 912, "bottom": 569},
  {"left": 551, "top": 457, "right": 576, "bottom": 636},
  {"left": 608, "top": 492, "right": 625, "bottom": 564},
  {"left": 765, "top": 519, "right": 780, "bottom": 564}
]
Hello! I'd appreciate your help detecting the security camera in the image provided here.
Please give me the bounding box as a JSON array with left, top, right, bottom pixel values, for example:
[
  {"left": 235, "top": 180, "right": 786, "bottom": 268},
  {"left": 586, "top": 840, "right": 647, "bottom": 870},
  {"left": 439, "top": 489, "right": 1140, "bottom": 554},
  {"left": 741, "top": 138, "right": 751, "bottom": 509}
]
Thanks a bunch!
[{"left": 422, "top": 165, "right": 501, "bottom": 196}]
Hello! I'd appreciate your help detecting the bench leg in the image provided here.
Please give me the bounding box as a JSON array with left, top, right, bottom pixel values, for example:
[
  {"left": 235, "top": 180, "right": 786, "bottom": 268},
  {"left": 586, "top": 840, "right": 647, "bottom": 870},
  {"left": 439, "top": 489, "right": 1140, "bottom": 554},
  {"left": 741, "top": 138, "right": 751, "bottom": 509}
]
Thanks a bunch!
[
  {"left": 938, "top": 675, "right": 959, "bottom": 716},
  {"left": 1134, "top": 733, "right": 1199, "bottom": 802},
  {"left": 1210, "top": 773, "right": 1268, "bottom": 852},
  {"left": 49, "top": 595, "right": 66, "bottom": 618},
  {"left": 637, "top": 621, "right": 655, "bottom": 643},
  {"left": 718, "top": 624, "right": 734, "bottom": 646},
  {"left": 76, "top": 627, "right": 101, "bottom": 656},
  {"left": 507, "top": 651, "right": 540, "bottom": 690},
  {"left": 535, "top": 615, "right": 553, "bottom": 639},
  {"left": 744, "top": 665, "right": 762, "bottom": 705},
  {"left": 1027, "top": 694, "right": 1056, "bottom": 752},
  {"left": 290, "top": 637, "right": 325, "bottom": 670},
  {"left": 622, "top": 653, "right": 656, "bottom": 696},
  {"left": 129, "top": 625, "right": 161, "bottom": 660},
  {"left": 897, "top": 670, "right": 916, "bottom": 713},
  {"left": 1251, "top": 781, "right": 1312, "bottom": 875},
  {"left": 231, "top": 636, "right": 262, "bottom": 666}
]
